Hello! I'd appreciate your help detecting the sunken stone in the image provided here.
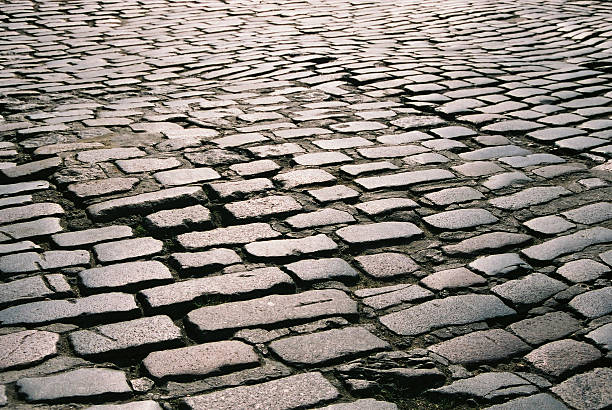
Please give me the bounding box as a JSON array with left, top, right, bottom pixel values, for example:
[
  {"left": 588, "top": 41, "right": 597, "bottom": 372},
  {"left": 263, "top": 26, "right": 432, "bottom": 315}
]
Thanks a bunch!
[
  {"left": 142, "top": 341, "right": 259, "bottom": 380},
  {"left": 244, "top": 234, "right": 337, "bottom": 259},
  {"left": 491, "top": 273, "right": 567, "bottom": 307},
  {"left": 186, "top": 290, "right": 357, "bottom": 340},
  {"left": 336, "top": 222, "right": 422, "bottom": 245},
  {"left": 285, "top": 258, "right": 359, "bottom": 284},
  {"left": 181, "top": 372, "right": 339, "bottom": 410},
  {"left": 69, "top": 315, "right": 183, "bottom": 360},
  {"left": 508, "top": 311, "right": 581, "bottom": 345},
  {"left": 380, "top": 294, "right": 515, "bottom": 336},
  {"left": 551, "top": 368, "right": 612, "bottom": 410},
  {"left": 0, "top": 330, "right": 59, "bottom": 371},
  {"left": 16, "top": 367, "right": 132, "bottom": 403},
  {"left": 78, "top": 261, "right": 173, "bottom": 293},
  {"left": 525, "top": 339, "right": 601, "bottom": 377},
  {"left": 429, "top": 329, "right": 530, "bottom": 366},
  {"left": 354, "top": 252, "right": 419, "bottom": 278},
  {"left": 423, "top": 209, "right": 498, "bottom": 230},
  {"left": 269, "top": 327, "right": 389, "bottom": 366}
]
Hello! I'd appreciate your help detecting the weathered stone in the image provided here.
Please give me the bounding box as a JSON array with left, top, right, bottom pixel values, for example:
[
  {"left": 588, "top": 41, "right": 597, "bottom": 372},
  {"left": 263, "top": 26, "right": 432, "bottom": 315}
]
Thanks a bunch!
[
  {"left": 428, "top": 372, "right": 537, "bottom": 402},
  {"left": 336, "top": 222, "right": 422, "bottom": 245},
  {"left": 452, "top": 161, "right": 504, "bottom": 177},
  {"left": 525, "top": 339, "right": 601, "bottom": 377},
  {"left": 0, "top": 293, "right": 139, "bottom": 326},
  {"left": 308, "top": 185, "right": 360, "bottom": 203},
  {"left": 270, "top": 327, "right": 389, "bottom": 366},
  {"left": 0, "top": 274, "right": 71, "bottom": 307},
  {"left": 0, "top": 250, "right": 90, "bottom": 274},
  {"left": 225, "top": 195, "right": 302, "bottom": 221},
  {"left": 1, "top": 157, "right": 62, "bottom": 180},
  {"left": 521, "top": 227, "right": 612, "bottom": 262},
  {"left": 355, "top": 169, "right": 454, "bottom": 190},
  {"left": 443, "top": 233, "right": 532, "bottom": 255},
  {"left": 557, "top": 259, "right": 610, "bottom": 283},
  {"left": 143, "top": 341, "right": 258, "bottom": 381},
  {"left": 78, "top": 261, "right": 173, "bottom": 293},
  {"left": 523, "top": 216, "right": 575, "bottom": 235},
  {"left": 330, "top": 121, "right": 386, "bottom": 132},
  {"left": 358, "top": 145, "right": 428, "bottom": 159},
  {"left": 316, "top": 399, "right": 398, "bottom": 410},
  {"left": 139, "top": 267, "right": 294, "bottom": 314},
  {"left": 52, "top": 226, "right": 133, "bottom": 248},
  {"left": 171, "top": 249, "right": 241, "bottom": 273},
  {"left": 340, "top": 162, "right": 398, "bottom": 176},
  {"left": 285, "top": 258, "right": 359, "bottom": 284},
  {"left": 68, "top": 178, "right": 139, "bottom": 199},
  {"left": 16, "top": 367, "right": 132, "bottom": 403},
  {"left": 586, "top": 323, "right": 612, "bottom": 352},
  {"left": 354, "top": 252, "right": 419, "bottom": 278},
  {"left": 86, "top": 400, "right": 163, "bottom": 410},
  {"left": 185, "top": 289, "right": 357, "bottom": 340},
  {"left": 391, "top": 115, "right": 445, "bottom": 128},
  {"left": 490, "top": 186, "right": 571, "bottom": 210},
  {"left": 569, "top": 287, "right": 612, "bottom": 318},
  {"left": 273, "top": 169, "right": 336, "bottom": 188},
  {"left": 180, "top": 372, "right": 339, "bottom": 410},
  {"left": 423, "top": 209, "right": 498, "bottom": 230},
  {"left": 354, "top": 198, "right": 418, "bottom": 215},
  {"left": 229, "top": 160, "right": 281, "bottom": 176},
  {"left": 429, "top": 329, "right": 530, "bottom": 365},
  {"left": 0, "top": 181, "right": 49, "bottom": 196},
  {"left": 154, "top": 168, "right": 221, "bottom": 186},
  {"left": 247, "top": 143, "right": 304, "bottom": 158},
  {"left": 356, "top": 284, "right": 433, "bottom": 310},
  {"left": 551, "top": 368, "right": 612, "bottom": 410},
  {"left": 93, "top": 237, "right": 163, "bottom": 263},
  {"left": 0, "top": 330, "right": 59, "bottom": 371},
  {"left": 69, "top": 315, "right": 182, "bottom": 360},
  {"left": 421, "top": 267, "right": 486, "bottom": 290},
  {"left": 77, "top": 148, "right": 145, "bottom": 163},
  {"left": 185, "top": 149, "right": 248, "bottom": 166},
  {"left": 0, "top": 217, "right": 63, "bottom": 239},
  {"left": 178, "top": 223, "right": 280, "bottom": 250},
  {"left": 244, "top": 234, "right": 337, "bottom": 259},
  {"left": 380, "top": 294, "right": 515, "bottom": 336},
  {"left": 209, "top": 179, "right": 273, "bottom": 199},
  {"left": 508, "top": 311, "right": 581, "bottom": 345},
  {"left": 562, "top": 202, "right": 612, "bottom": 225},
  {"left": 0, "top": 203, "right": 63, "bottom": 225},
  {"left": 294, "top": 152, "right": 352, "bottom": 166},
  {"left": 484, "top": 393, "right": 568, "bottom": 410},
  {"left": 483, "top": 172, "right": 532, "bottom": 190},
  {"left": 145, "top": 205, "right": 211, "bottom": 232},
  {"left": 424, "top": 187, "right": 483, "bottom": 206},
  {"left": 313, "top": 137, "right": 373, "bottom": 150},
  {"left": 286, "top": 209, "right": 355, "bottom": 229},
  {"left": 492, "top": 273, "right": 567, "bottom": 307}
]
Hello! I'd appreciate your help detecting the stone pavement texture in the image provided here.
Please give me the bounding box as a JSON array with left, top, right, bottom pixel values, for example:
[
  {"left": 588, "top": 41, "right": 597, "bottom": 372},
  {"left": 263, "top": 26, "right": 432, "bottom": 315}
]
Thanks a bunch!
[{"left": 0, "top": 0, "right": 610, "bottom": 408}]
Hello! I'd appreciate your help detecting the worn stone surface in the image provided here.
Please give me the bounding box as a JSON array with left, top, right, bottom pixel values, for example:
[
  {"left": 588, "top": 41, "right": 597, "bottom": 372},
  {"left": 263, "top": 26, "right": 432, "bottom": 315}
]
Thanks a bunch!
[
  {"left": 285, "top": 258, "right": 359, "bottom": 284},
  {"left": 0, "top": 330, "right": 59, "bottom": 371},
  {"left": 354, "top": 252, "right": 419, "bottom": 278},
  {"left": 525, "top": 339, "right": 601, "bottom": 377},
  {"left": 78, "top": 261, "right": 173, "bottom": 293},
  {"left": 244, "top": 234, "right": 338, "bottom": 259},
  {"left": 428, "top": 372, "right": 537, "bottom": 402},
  {"left": 508, "top": 312, "right": 581, "bottom": 345},
  {"left": 551, "top": 368, "right": 612, "bottom": 410}
]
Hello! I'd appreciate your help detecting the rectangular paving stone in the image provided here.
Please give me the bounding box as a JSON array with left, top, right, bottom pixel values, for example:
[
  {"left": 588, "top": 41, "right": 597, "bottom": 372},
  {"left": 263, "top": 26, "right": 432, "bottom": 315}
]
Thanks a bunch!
[
  {"left": 93, "top": 237, "right": 163, "bottom": 263},
  {"left": 354, "top": 198, "right": 418, "bottom": 215},
  {"left": 442, "top": 232, "right": 533, "bottom": 255},
  {"left": 229, "top": 160, "right": 281, "bottom": 177},
  {"left": 490, "top": 186, "right": 571, "bottom": 210},
  {"left": 273, "top": 169, "right": 336, "bottom": 188},
  {"left": 0, "top": 217, "right": 63, "bottom": 239},
  {"left": 16, "top": 367, "right": 132, "bottom": 403},
  {"left": 78, "top": 261, "right": 173, "bottom": 293},
  {"left": 285, "top": 209, "right": 355, "bottom": 229},
  {"left": 0, "top": 250, "right": 89, "bottom": 274},
  {"left": 180, "top": 372, "right": 339, "bottom": 410},
  {"left": 340, "top": 161, "right": 399, "bottom": 176},
  {"left": 0, "top": 330, "right": 60, "bottom": 371},
  {"left": 153, "top": 168, "right": 221, "bottom": 186},
  {"left": 285, "top": 258, "right": 359, "bottom": 285},
  {"left": 69, "top": 315, "right": 183, "bottom": 360},
  {"left": 52, "top": 225, "right": 133, "bottom": 248},
  {"left": 171, "top": 249, "right": 241, "bottom": 274},
  {"left": 208, "top": 178, "right": 273, "bottom": 199},
  {"left": 0, "top": 292, "right": 139, "bottom": 326},
  {"left": 0, "top": 202, "right": 63, "bottom": 225},
  {"left": 508, "top": 311, "right": 581, "bottom": 346},
  {"left": 143, "top": 340, "right": 259, "bottom": 381},
  {"left": 294, "top": 152, "right": 353, "bottom": 166},
  {"left": 380, "top": 294, "right": 516, "bottom": 336},
  {"left": 269, "top": 326, "right": 389, "bottom": 366},
  {"left": 178, "top": 223, "right": 281, "bottom": 250},
  {"left": 356, "top": 284, "right": 434, "bottom": 310},
  {"left": 562, "top": 202, "right": 612, "bottom": 225},
  {"left": 87, "top": 186, "right": 202, "bottom": 221},
  {"left": 357, "top": 145, "right": 429, "bottom": 159},
  {"left": 68, "top": 178, "right": 139, "bottom": 199},
  {"left": 423, "top": 209, "right": 498, "bottom": 230},
  {"left": 336, "top": 222, "right": 423, "bottom": 245},
  {"left": 355, "top": 169, "right": 454, "bottom": 190},
  {"left": 224, "top": 195, "right": 302, "bottom": 221},
  {"left": 186, "top": 289, "right": 357, "bottom": 340},
  {"left": 77, "top": 147, "right": 145, "bottom": 163},
  {"left": 0, "top": 274, "right": 71, "bottom": 308},
  {"left": 115, "top": 158, "right": 181, "bottom": 173},
  {"left": 244, "top": 234, "right": 338, "bottom": 259},
  {"left": 492, "top": 273, "right": 567, "bottom": 307},
  {"left": 521, "top": 227, "right": 612, "bottom": 262},
  {"left": 1, "top": 157, "right": 62, "bottom": 181}
]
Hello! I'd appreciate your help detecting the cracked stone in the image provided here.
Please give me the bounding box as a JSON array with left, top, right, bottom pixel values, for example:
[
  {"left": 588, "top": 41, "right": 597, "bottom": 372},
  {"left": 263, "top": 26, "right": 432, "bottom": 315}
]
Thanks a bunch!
[{"left": 0, "top": 330, "right": 59, "bottom": 371}]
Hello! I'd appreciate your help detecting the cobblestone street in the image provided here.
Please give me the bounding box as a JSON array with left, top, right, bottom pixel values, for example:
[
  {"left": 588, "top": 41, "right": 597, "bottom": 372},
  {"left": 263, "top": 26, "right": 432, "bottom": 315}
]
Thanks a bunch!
[{"left": 0, "top": 0, "right": 611, "bottom": 408}]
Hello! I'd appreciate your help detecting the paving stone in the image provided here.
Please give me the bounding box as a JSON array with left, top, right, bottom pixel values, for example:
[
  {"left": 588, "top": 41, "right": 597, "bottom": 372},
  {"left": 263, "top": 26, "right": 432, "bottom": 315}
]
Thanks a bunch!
[
  {"left": 521, "top": 227, "right": 612, "bottom": 262},
  {"left": 78, "top": 261, "right": 173, "bottom": 293},
  {"left": 285, "top": 258, "right": 359, "bottom": 285},
  {"left": 469, "top": 253, "right": 532, "bottom": 277},
  {"left": 209, "top": 179, "right": 273, "bottom": 200},
  {"left": 483, "top": 172, "right": 532, "bottom": 190},
  {"left": 273, "top": 169, "right": 336, "bottom": 188},
  {"left": 498, "top": 153, "right": 565, "bottom": 168},
  {"left": 115, "top": 158, "right": 181, "bottom": 173},
  {"left": 354, "top": 252, "right": 419, "bottom": 278},
  {"left": 316, "top": 399, "right": 398, "bottom": 410},
  {"left": 86, "top": 401, "right": 163, "bottom": 410},
  {"left": 508, "top": 311, "right": 582, "bottom": 345},
  {"left": 481, "top": 120, "right": 545, "bottom": 134},
  {"left": 355, "top": 169, "right": 455, "bottom": 190},
  {"left": 423, "top": 208, "right": 498, "bottom": 230},
  {"left": 355, "top": 284, "right": 433, "bottom": 310},
  {"left": 556, "top": 136, "right": 607, "bottom": 151},
  {"left": 0, "top": 194, "right": 32, "bottom": 209},
  {"left": 600, "top": 249, "right": 612, "bottom": 266},
  {"left": 557, "top": 259, "right": 610, "bottom": 283},
  {"left": 358, "top": 145, "right": 429, "bottom": 159},
  {"left": 145, "top": 205, "right": 211, "bottom": 232},
  {"left": 16, "top": 367, "right": 132, "bottom": 403},
  {"left": 139, "top": 267, "right": 293, "bottom": 314},
  {"left": 294, "top": 152, "right": 352, "bottom": 166},
  {"left": 336, "top": 222, "right": 422, "bottom": 245},
  {"left": 248, "top": 143, "right": 305, "bottom": 158},
  {"left": 525, "top": 339, "right": 601, "bottom": 377},
  {"left": 180, "top": 372, "right": 339, "bottom": 410},
  {"left": 93, "top": 237, "right": 163, "bottom": 264},
  {"left": 68, "top": 178, "right": 139, "bottom": 199},
  {"left": 421, "top": 267, "right": 486, "bottom": 290},
  {"left": 313, "top": 137, "right": 373, "bottom": 150},
  {"left": 340, "top": 161, "right": 399, "bottom": 176},
  {"left": 0, "top": 240, "right": 40, "bottom": 255},
  {"left": 443, "top": 232, "right": 532, "bottom": 255},
  {"left": 551, "top": 367, "right": 612, "bottom": 410},
  {"left": 428, "top": 372, "right": 537, "bottom": 401},
  {"left": 380, "top": 294, "right": 515, "bottom": 336},
  {"left": 186, "top": 289, "right": 357, "bottom": 340},
  {"left": 52, "top": 226, "right": 132, "bottom": 248},
  {"left": 0, "top": 217, "right": 63, "bottom": 239},
  {"left": 0, "top": 203, "right": 63, "bottom": 225},
  {"left": 153, "top": 168, "right": 220, "bottom": 186},
  {"left": 523, "top": 215, "right": 575, "bottom": 235},
  {"left": 586, "top": 323, "right": 612, "bottom": 353},
  {"left": 185, "top": 149, "right": 249, "bottom": 166},
  {"left": 225, "top": 195, "right": 302, "bottom": 221},
  {"left": 244, "top": 234, "right": 338, "bottom": 259},
  {"left": 569, "top": 287, "right": 612, "bottom": 319},
  {"left": 0, "top": 250, "right": 90, "bottom": 274},
  {"left": 453, "top": 161, "right": 504, "bottom": 177},
  {"left": 0, "top": 293, "right": 139, "bottom": 326},
  {"left": 492, "top": 273, "right": 567, "bottom": 307},
  {"left": 34, "top": 142, "right": 104, "bottom": 157},
  {"left": 424, "top": 187, "right": 484, "bottom": 206},
  {"left": 171, "top": 249, "right": 241, "bottom": 274},
  {"left": 430, "top": 126, "right": 477, "bottom": 139},
  {"left": 143, "top": 340, "right": 258, "bottom": 381},
  {"left": 212, "top": 133, "right": 268, "bottom": 148},
  {"left": 0, "top": 157, "right": 62, "bottom": 181},
  {"left": 429, "top": 329, "right": 530, "bottom": 366},
  {"left": 87, "top": 186, "right": 202, "bottom": 220},
  {"left": 229, "top": 160, "right": 281, "bottom": 176},
  {"left": 562, "top": 202, "right": 612, "bottom": 225},
  {"left": 308, "top": 185, "right": 360, "bottom": 203},
  {"left": 178, "top": 223, "right": 280, "bottom": 250},
  {"left": 69, "top": 315, "right": 182, "bottom": 360},
  {"left": 0, "top": 274, "right": 71, "bottom": 307},
  {"left": 527, "top": 127, "right": 586, "bottom": 142},
  {"left": 330, "top": 121, "right": 386, "bottom": 132},
  {"left": 354, "top": 198, "right": 418, "bottom": 215},
  {"left": 0, "top": 330, "right": 59, "bottom": 371},
  {"left": 77, "top": 148, "right": 145, "bottom": 163},
  {"left": 391, "top": 115, "right": 445, "bottom": 128},
  {"left": 484, "top": 393, "right": 568, "bottom": 410},
  {"left": 269, "top": 327, "right": 389, "bottom": 366},
  {"left": 286, "top": 209, "right": 355, "bottom": 229},
  {"left": 490, "top": 186, "right": 571, "bottom": 210},
  {"left": 274, "top": 128, "right": 332, "bottom": 139}
]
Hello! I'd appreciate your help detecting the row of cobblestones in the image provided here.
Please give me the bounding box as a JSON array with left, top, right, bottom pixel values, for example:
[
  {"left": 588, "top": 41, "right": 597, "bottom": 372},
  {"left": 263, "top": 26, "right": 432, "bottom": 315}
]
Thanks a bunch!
[{"left": 0, "top": 0, "right": 610, "bottom": 409}]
